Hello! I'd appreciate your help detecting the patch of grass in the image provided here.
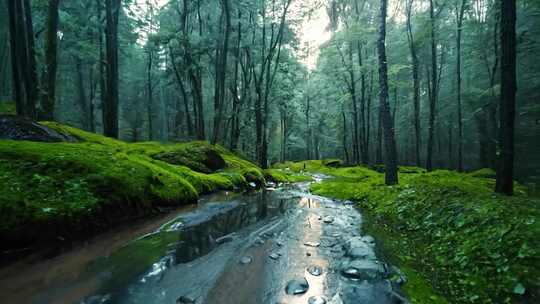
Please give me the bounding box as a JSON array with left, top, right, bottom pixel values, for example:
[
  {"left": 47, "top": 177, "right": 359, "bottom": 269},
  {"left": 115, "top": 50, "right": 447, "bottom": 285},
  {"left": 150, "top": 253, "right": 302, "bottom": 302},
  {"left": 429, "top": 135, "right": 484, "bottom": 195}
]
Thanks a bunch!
[{"left": 283, "top": 160, "right": 540, "bottom": 303}]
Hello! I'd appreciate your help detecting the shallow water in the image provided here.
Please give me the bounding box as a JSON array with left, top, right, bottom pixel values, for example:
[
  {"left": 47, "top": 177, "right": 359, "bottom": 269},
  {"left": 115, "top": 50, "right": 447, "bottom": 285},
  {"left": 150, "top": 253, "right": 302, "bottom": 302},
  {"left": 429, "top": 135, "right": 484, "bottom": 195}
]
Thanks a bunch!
[{"left": 0, "top": 180, "right": 408, "bottom": 304}]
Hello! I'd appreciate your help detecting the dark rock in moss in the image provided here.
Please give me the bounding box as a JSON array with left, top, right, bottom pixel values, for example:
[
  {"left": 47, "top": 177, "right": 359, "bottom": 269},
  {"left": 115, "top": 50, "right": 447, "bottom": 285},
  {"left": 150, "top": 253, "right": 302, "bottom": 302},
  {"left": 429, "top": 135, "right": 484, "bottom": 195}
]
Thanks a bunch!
[
  {"left": 323, "top": 159, "right": 343, "bottom": 168},
  {"left": 0, "top": 115, "right": 78, "bottom": 142},
  {"left": 152, "top": 144, "right": 226, "bottom": 173}
]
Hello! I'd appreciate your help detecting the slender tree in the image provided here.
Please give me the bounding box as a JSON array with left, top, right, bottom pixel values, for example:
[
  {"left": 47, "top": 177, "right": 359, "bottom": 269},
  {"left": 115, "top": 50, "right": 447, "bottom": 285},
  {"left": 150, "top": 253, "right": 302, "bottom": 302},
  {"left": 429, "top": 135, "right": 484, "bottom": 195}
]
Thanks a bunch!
[
  {"left": 103, "top": 0, "right": 121, "bottom": 138},
  {"left": 40, "top": 0, "right": 61, "bottom": 121},
  {"left": 7, "top": 0, "right": 38, "bottom": 118},
  {"left": 377, "top": 0, "right": 398, "bottom": 185},
  {"left": 455, "top": 0, "right": 467, "bottom": 171},
  {"left": 426, "top": 0, "right": 438, "bottom": 171},
  {"left": 495, "top": 0, "right": 516, "bottom": 195},
  {"left": 406, "top": 0, "right": 421, "bottom": 166}
]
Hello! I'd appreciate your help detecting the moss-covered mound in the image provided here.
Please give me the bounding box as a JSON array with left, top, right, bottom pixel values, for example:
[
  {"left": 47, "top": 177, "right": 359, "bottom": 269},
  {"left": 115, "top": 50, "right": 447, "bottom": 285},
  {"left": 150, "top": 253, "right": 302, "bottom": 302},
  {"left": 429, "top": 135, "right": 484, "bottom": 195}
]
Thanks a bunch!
[
  {"left": 280, "top": 161, "right": 539, "bottom": 303},
  {"left": 0, "top": 122, "right": 265, "bottom": 257},
  {"left": 263, "top": 169, "right": 313, "bottom": 183}
]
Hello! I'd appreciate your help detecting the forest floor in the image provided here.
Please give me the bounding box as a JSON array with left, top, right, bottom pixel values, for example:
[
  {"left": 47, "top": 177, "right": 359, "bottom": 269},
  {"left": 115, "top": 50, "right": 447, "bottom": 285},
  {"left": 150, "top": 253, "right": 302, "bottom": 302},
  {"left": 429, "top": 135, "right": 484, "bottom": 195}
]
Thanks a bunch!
[
  {"left": 0, "top": 121, "right": 310, "bottom": 263},
  {"left": 273, "top": 160, "right": 540, "bottom": 303}
]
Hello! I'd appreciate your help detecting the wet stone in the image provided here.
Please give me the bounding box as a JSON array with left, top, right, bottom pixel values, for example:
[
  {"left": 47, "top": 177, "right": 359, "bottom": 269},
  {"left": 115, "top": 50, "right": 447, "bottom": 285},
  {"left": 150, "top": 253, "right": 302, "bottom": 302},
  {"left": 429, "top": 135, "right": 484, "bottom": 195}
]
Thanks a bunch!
[
  {"left": 307, "top": 265, "right": 323, "bottom": 276},
  {"left": 216, "top": 235, "right": 234, "bottom": 244},
  {"left": 269, "top": 252, "right": 281, "bottom": 260},
  {"left": 176, "top": 296, "right": 195, "bottom": 304},
  {"left": 285, "top": 277, "right": 309, "bottom": 295},
  {"left": 361, "top": 235, "right": 376, "bottom": 246},
  {"left": 239, "top": 256, "right": 253, "bottom": 265},
  {"left": 344, "top": 237, "right": 376, "bottom": 260},
  {"left": 308, "top": 296, "right": 327, "bottom": 304},
  {"left": 340, "top": 260, "right": 386, "bottom": 281},
  {"left": 323, "top": 216, "right": 335, "bottom": 224},
  {"left": 304, "top": 241, "right": 321, "bottom": 247}
]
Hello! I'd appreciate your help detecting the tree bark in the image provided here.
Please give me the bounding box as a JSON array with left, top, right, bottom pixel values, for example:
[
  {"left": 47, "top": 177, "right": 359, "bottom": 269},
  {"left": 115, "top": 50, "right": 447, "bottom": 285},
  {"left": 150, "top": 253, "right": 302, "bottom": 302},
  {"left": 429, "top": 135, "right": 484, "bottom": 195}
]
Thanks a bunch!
[
  {"left": 8, "top": 0, "right": 38, "bottom": 118},
  {"left": 406, "top": 0, "right": 421, "bottom": 166},
  {"left": 377, "top": 0, "right": 399, "bottom": 185},
  {"left": 426, "top": 0, "right": 438, "bottom": 171},
  {"left": 103, "top": 0, "right": 120, "bottom": 138},
  {"left": 456, "top": 0, "right": 467, "bottom": 171},
  {"left": 495, "top": 0, "right": 516, "bottom": 195},
  {"left": 40, "top": 0, "right": 61, "bottom": 121},
  {"left": 211, "top": 0, "right": 231, "bottom": 144}
]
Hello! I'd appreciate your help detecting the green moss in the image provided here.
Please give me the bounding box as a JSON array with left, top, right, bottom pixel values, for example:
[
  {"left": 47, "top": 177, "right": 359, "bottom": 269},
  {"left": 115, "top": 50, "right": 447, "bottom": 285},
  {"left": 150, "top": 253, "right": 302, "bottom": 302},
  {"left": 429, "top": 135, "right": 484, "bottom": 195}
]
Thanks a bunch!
[
  {"left": 468, "top": 168, "right": 496, "bottom": 179},
  {"left": 42, "top": 121, "right": 128, "bottom": 147},
  {"left": 0, "top": 101, "right": 16, "bottom": 115},
  {"left": 264, "top": 169, "right": 313, "bottom": 183},
  {"left": 0, "top": 123, "right": 267, "bottom": 252},
  {"left": 281, "top": 160, "right": 540, "bottom": 303}
]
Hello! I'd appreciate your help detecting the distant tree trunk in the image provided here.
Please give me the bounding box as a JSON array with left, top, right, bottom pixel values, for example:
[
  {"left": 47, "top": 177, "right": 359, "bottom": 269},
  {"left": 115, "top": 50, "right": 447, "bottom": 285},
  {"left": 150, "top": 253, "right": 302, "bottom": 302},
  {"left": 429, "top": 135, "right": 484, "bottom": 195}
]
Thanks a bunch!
[
  {"left": 348, "top": 45, "right": 360, "bottom": 164},
  {"left": 305, "top": 85, "right": 312, "bottom": 160},
  {"left": 75, "top": 57, "right": 90, "bottom": 130},
  {"left": 97, "top": 0, "right": 106, "bottom": 131},
  {"left": 456, "top": 0, "right": 466, "bottom": 171},
  {"left": 40, "top": 0, "right": 60, "bottom": 121},
  {"left": 229, "top": 10, "right": 242, "bottom": 151},
  {"left": 103, "top": 0, "right": 120, "bottom": 138},
  {"left": 146, "top": 49, "right": 153, "bottom": 141},
  {"left": 495, "top": 0, "right": 516, "bottom": 195},
  {"left": 376, "top": 110, "right": 383, "bottom": 164},
  {"left": 426, "top": 0, "right": 438, "bottom": 171},
  {"left": 377, "top": 0, "right": 399, "bottom": 185},
  {"left": 169, "top": 47, "right": 193, "bottom": 138},
  {"left": 358, "top": 42, "right": 369, "bottom": 164},
  {"left": 8, "top": 0, "right": 38, "bottom": 118},
  {"left": 342, "top": 111, "right": 350, "bottom": 165},
  {"left": 406, "top": 0, "right": 421, "bottom": 166},
  {"left": 212, "top": 0, "right": 231, "bottom": 144}
]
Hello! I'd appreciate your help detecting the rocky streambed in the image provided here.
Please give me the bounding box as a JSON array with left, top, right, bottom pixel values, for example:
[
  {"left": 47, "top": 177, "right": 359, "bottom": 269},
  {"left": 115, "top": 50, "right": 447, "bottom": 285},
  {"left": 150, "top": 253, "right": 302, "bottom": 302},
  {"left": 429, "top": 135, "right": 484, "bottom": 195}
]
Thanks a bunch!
[{"left": 0, "top": 178, "right": 408, "bottom": 304}]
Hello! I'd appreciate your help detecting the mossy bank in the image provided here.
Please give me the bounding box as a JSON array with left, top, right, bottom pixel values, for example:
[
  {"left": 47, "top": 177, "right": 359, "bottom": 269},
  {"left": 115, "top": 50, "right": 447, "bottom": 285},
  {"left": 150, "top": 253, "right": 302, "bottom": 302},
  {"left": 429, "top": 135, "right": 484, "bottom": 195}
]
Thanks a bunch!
[
  {"left": 0, "top": 121, "right": 275, "bottom": 261},
  {"left": 275, "top": 161, "right": 540, "bottom": 303}
]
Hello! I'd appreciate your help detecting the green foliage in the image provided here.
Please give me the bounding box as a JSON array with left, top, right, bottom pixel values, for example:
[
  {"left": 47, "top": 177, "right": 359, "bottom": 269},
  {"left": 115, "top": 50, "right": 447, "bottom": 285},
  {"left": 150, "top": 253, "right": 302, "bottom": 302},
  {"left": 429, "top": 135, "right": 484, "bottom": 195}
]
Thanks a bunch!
[{"left": 284, "top": 161, "right": 540, "bottom": 303}]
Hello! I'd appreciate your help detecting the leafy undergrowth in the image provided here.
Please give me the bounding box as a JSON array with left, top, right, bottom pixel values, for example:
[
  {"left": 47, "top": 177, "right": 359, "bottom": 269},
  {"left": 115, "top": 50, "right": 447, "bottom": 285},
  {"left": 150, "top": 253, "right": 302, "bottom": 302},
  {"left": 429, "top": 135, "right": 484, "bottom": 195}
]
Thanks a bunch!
[
  {"left": 0, "top": 122, "right": 265, "bottom": 255},
  {"left": 277, "top": 160, "right": 540, "bottom": 303}
]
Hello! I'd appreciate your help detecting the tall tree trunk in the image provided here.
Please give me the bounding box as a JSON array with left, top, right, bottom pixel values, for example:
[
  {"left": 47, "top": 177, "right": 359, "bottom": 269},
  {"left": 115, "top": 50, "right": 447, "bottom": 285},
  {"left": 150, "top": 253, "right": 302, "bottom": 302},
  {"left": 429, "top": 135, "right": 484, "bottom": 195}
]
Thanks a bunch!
[
  {"left": 75, "top": 57, "right": 90, "bottom": 130},
  {"left": 342, "top": 111, "right": 350, "bottom": 164},
  {"left": 212, "top": 0, "right": 231, "bottom": 144},
  {"left": 495, "top": 0, "right": 516, "bottom": 195},
  {"left": 426, "top": 0, "right": 438, "bottom": 171},
  {"left": 456, "top": 0, "right": 467, "bottom": 171},
  {"left": 377, "top": 0, "right": 399, "bottom": 185},
  {"left": 22, "top": 0, "right": 38, "bottom": 119},
  {"left": 406, "top": 0, "right": 421, "bottom": 166},
  {"left": 146, "top": 50, "right": 153, "bottom": 141},
  {"left": 8, "top": 0, "right": 38, "bottom": 118},
  {"left": 358, "top": 42, "right": 368, "bottom": 164},
  {"left": 103, "top": 0, "right": 120, "bottom": 138},
  {"left": 40, "top": 0, "right": 60, "bottom": 121},
  {"left": 170, "top": 48, "right": 193, "bottom": 138},
  {"left": 7, "top": 0, "right": 24, "bottom": 116}
]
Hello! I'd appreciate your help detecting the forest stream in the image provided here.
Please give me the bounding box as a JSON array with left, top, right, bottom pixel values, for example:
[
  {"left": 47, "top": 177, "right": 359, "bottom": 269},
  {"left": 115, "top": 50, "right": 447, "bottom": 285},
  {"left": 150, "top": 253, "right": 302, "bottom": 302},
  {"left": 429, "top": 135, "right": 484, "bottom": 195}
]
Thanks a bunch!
[{"left": 0, "top": 177, "right": 407, "bottom": 304}]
